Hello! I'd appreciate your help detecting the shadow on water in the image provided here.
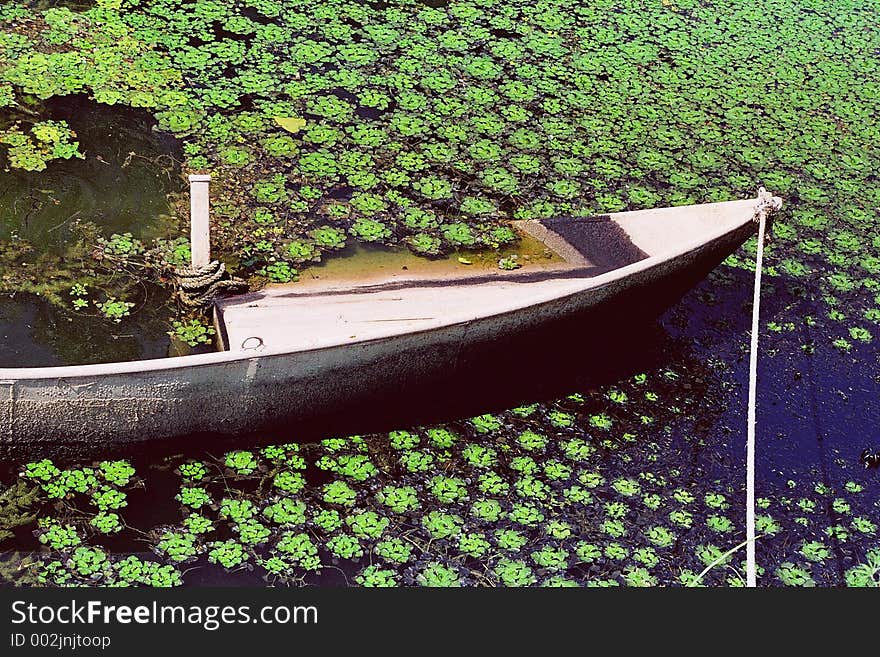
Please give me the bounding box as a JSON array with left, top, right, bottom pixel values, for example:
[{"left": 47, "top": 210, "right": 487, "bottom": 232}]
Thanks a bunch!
[
  {"left": 666, "top": 262, "right": 880, "bottom": 479},
  {"left": 0, "top": 285, "right": 174, "bottom": 367},
  {"left": 663, "top": 261, "right": 880, "bottom": 583},
  {"left": 0, "top": 95, "right": 183, "bottom": 366}
]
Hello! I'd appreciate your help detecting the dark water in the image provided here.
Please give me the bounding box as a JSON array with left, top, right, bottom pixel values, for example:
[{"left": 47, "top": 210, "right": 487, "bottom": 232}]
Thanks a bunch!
[
  {"left": 0, "top": 96, "right": 183, "bottom": 366},
  {"left": 0, "top": 96, "right": 180, "bottom": 253},
  {"left": 0, "top": 287, "right": 174, "bottom": 367}
]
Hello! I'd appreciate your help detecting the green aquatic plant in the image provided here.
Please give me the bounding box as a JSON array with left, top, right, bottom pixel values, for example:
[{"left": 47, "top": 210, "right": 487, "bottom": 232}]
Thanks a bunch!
[
  {"left": 388, "top": 430, "right": 419, "bottom": 450},
  {"left": 219, "top": 498, "right": 256, "bottom": 524},
  {"left": 471, "top": 499, "right": 503, "bottom": 523},
  {"left": 459, "top": 532, "right": 491, "bottom": 558},
  {"left": 405, "top": 233, "right": 442, "bottom": 256},
  {"left": 70, "top": 546, "right": 109, "bottom": 578},
  {"left": 755, "top": 515, "right": 781, "bottom": 536},
  {"left": 224, "top": 450, "right": 259, "bottom": 476},
  {"left": 510, "top": 456, "right": 539, "bottom": 475},
  {"left": 845, "top": 549, "right": 880, "bottom": 587},
  {"left": 208, "top": 540, "right": 249, "bottom": 569},
  {"left": 317, "top": 454, "right": 378, "bottom": 481},
  {"left": 376, "top": 485, "right": 419, "bottom": 513},
  {"left": 98, "top": 233, "right": 144, "bottom": 258},
  {"left": 309, "top": 226, "right": 347, "bottom": 250},
  {"left": 475, "top": 472, "right": 507, "bottom": 497},
  {"left": 426, "top": 428, "right": 458, "bottom": 449},
  {"left": 562, "top": 439, "right": 595, "bottom": 462},
  {"left": 430, "top": 476, "right": 468, "bottom": 504},
  {"left": 94, "top": 297, "right": 134, "bottom": 323},
  {"left": 422, "top": 511, "right": 463, "bottom": 540},
  {"left": 509, "top": 503, "right": 545, "bottom": 528},
  {"left": 800, "top": 541, "right": 831, "bottom": 563},
  {"left": 543, "top": 461, "right": 572, "bottom": 481},
  {"left": 312, "top": 509, "right": 343, "bottom": 534},
  {"left": 624, "top": 566, "right": 657, "bottom": 587},
  {"left": 417, "top": 562, "right": 461, "bottom": 587},
  {"left": 276, "top": 533, "right": 320, "bottom": 571},
  {"left": 375, "top": 538, "right": 412, "bottom": 564},
  {"left": 263, "top": 498, "right": 306, "bottom": 526},
  {"left": 156, "top": 531, "right": 198, "bottom": 563},
  {"left": 517, "top": 430, "right": 548, "bottom": 451},
  {"left": 493, "top": 528, "right": 527, "bottom": 553},
  {"left": 470, "top": 414, "right": 501, "bottom": 434},
  {"left": 318, "top": 478, "right": 358, "bottom": 507},
  {"left": 327, "top": 534, "right": 364, "bottom": 560},
  {"left": 604, "top": 543, "right": 629, "bottom": 561},
  {"left": 574, "top": 542, "right": 601, "bottom": 564},
  {"left": 646, "top": 526, "right": 676, "bottom": 549},
  {"left": 462, "top": 444, "right": 497, "bottom": 468},
  {"left": 182, "top": 513, "right": 213, "bottom": 535},
  {"left": 776, "top": 562, "right": 815, "bottom": 587},
  {"left": 273, "top": 470, "right": 305, "bottom": 495},
  {"left": 98, "top": 461, "right": 136, "bottom": 487},
  {"left": 495, "top": 558, "right": 536, "bottom": 587},
  {"left": 91, "top": 487, "right": 127, "bottom": 511},
  {"left": 178, "top": 462, "right": 207, "bottom": 482},
  {"left": 347, "top": 511, "right": 389, "bottom": 540},
  {"left": 511, "top": 403, "right": 539, "bottom": 418},
  {"left": 175, "top": 486, "right": 211, "bottom": 509},
  {"left": 515, "top": 475, "right": 549, "bottom": 501},
  {"left": 531, "top": 546, "right": 569, "bottom": 571},
  {"left": 852, "top": 517, "right": 877, "bottom": 535},
  {"left": 548, "top": 411, "right": 575, "bottom": 429},
  {"left": 612, "top": 478, "right": 640, "bottom": 497},
  {"left": 669, "top": 510, "right": 694, "bottom": 529},
  {"left": 601, "top": 519, "right": 627, "bottom": 538},
  {"left": 355, "top": 565, "right": 397, "bottom": 587},
  {"left": 37, "top": 520, "right": 81, "bottom": 551},
  {"left": 400, "top": 450, "right": 434, "bottom": 473},
  {"left": 0, "top": 119, "right": 83, "bottom": 171},
  {"left": 706, "top": 515, "right": 735, "bottom": 533},
  {"left": 236, "top": 520, "right": 271, "bottom": 546}
]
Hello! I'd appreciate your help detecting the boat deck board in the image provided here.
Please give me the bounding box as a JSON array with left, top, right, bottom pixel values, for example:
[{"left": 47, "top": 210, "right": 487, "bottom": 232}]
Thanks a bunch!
[{"left": 215, "top": 273, "right": 598, "bottom": 353}]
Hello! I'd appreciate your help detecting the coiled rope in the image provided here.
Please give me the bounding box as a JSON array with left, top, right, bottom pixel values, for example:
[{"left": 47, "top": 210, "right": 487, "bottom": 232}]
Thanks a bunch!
[
  {"left": 747, "top": 187, "right": 783, "bottom": 587},
  {"left": 174, "top": 260, "right": 248, "bottom": 308}
]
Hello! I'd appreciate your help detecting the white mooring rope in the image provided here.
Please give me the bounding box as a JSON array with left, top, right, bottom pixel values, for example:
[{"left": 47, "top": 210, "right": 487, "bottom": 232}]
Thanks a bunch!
[{"left": 747, "top": 187, "right": 782, "bottom": 588}]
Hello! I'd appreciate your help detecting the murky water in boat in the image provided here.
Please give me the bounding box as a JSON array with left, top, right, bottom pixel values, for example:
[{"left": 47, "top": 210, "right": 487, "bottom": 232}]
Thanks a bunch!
[{"left": 298, "top": 231, "right": 563, "bottom": 286}]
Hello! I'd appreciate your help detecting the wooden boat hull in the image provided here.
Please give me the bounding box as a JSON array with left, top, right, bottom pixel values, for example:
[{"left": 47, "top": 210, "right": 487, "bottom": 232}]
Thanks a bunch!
[{"left": 0, "top": 198, "right": 765, "bottom": 452}]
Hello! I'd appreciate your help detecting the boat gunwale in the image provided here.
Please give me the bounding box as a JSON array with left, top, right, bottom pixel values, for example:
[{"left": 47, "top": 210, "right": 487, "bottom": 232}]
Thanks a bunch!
[{"left": 0, "top": 198, "right": 759, "bottom": 381}]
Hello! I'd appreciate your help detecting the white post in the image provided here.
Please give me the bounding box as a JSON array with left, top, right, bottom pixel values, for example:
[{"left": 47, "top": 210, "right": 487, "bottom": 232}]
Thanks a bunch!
[{"left": 189, "top": 174, "right": 211, "bottom": 268}]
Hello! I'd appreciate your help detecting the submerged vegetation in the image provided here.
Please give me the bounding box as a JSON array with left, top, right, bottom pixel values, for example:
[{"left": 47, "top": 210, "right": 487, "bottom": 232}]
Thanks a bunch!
[{"left": 0, "top": 0, "right": 878, "bottom": 586}]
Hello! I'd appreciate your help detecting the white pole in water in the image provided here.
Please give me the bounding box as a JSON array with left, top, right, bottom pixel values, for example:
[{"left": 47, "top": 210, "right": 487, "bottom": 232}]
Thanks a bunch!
[{"left": 189, "top": 174, "right": 211, "bottom": 268}]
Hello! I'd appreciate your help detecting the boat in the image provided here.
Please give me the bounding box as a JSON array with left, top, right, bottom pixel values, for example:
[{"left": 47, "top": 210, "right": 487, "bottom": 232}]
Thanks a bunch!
[{"left": 0, "top": 191, "right": 781, "bottom": 450}]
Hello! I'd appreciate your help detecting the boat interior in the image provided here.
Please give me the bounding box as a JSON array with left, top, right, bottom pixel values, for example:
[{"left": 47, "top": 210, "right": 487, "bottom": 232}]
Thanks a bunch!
[{"left": 215, "top": 198, "right": 758, "bottom": 354}]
